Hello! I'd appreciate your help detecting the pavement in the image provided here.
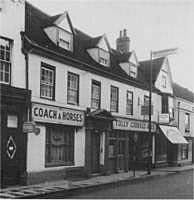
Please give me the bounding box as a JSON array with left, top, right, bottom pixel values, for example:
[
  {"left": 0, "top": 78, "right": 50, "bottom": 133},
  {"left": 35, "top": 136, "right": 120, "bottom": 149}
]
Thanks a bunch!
[{"left": 0, "top": 164, "right": 193, "bottom": 199}]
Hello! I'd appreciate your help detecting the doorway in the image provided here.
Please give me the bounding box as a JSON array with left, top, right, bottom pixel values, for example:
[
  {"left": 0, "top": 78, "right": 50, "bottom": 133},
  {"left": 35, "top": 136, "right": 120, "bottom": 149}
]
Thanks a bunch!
[{"left": 91, "top": 130, "right": 100, "bottom": 173}]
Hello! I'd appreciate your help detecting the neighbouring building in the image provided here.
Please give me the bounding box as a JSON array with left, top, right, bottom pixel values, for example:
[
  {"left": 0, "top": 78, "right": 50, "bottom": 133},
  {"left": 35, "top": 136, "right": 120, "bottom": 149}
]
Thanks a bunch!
[
  {"left": 173, "top": 83, "right": 194, "bottom": 165},
  {"left": 140, "top": 57, "right": 188, "bottom": 167},
  {"left": 0, "top": 0, "right": 31, "bottom": 188},
  {"left": 0, "top": 0, "right": 190, "bottom": 188}
]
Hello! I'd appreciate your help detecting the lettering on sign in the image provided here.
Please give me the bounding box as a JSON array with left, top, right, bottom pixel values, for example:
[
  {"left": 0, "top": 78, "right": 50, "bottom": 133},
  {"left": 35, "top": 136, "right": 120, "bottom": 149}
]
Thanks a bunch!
[
  {"left": 113, "top": 117, "right": 156, "bottom": 132},
  {"left": 32, "top": 103, "right": 84, "bottom": 126}
]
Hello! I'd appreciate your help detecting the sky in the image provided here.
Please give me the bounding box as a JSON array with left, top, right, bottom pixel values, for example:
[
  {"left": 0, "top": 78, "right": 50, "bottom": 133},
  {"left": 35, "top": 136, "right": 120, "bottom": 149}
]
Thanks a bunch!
[{"left": 28, "top": 0, "right": 194, "bottom": 91}]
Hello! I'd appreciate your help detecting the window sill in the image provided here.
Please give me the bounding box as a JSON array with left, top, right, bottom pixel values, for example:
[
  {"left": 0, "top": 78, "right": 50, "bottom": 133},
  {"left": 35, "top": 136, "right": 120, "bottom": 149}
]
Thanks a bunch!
[{"left": 40, "top": 96, "right": 55, "bottom": 101}]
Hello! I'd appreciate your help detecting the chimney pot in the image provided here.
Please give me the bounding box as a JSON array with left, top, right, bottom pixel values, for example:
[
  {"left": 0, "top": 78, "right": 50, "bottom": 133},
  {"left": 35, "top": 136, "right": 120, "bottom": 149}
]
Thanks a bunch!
[
  {"left": 124, "top": 29, "right": 127, "bottom": 37},
  {"left": 120, "top": 30, "right": 122, "bottom": 38},
  {"left": 116, "top": 29, "right": 130, "bottom": 53}
]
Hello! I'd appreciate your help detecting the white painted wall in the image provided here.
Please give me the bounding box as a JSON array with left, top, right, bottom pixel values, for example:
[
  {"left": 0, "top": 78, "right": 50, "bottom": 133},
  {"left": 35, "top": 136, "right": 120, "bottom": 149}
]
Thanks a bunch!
[
  {"left": 28, "top": 53, "right": 162, "bottom": 122},
  {"left": 27, "top": 125, "right": 46, "bottom": 172},
  {"left": 0, "top": 0, "right": 26, "bottom": 88}
]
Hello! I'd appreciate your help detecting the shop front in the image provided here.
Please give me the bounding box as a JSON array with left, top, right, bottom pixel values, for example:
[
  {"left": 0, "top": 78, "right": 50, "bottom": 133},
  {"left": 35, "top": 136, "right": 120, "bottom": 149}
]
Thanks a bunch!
[
  {"left": 0, "top": 84, "right": 31, "bottom": 188},
  {"left": 26, "top": 102, "right": 85, "bottom": 185},
  {"left": 112, "top": 117, "right": 157, "bottom": 171},
  {"left": 156, "top": 125, "right": 188, "bottom": 167}
]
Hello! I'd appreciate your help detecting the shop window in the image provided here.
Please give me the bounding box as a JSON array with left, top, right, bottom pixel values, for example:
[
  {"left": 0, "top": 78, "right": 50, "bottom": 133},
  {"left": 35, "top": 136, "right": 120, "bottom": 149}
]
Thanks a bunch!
[
  {"left": 91, "top": 80, "right": 101, "bottom": 109},
  {"left": 136, "top": 134, "right": 149, "bottom": 161},
  {"left": 185, "top": 113, "right": 190, "bottom": 132},
  {"left": 161, "top": 94, "right": 168, "bottom": 113},
  {"left": 118, "top": 140, "right": 125, "bottom": 155},
  {"left": 110, "top": 86, "right": 119, "bottom": 112},
  {"left": 40, "top": 63, "right": 55, "bottom": 100},
  {"left": 126, "top": 91, "right": 133, "bottom": 115},
  {"left": 46, "top": 125, "right": 74, "bottom": 166},
  {"left": 0, "top": 37, "right": 12, "bottom": 84},
  {"left": 155, "top": 132, "right": 167, "bottom": 162},
  {"left": 67, "top": 72, "right": 79, "bottom": 105},
  {"left": 181, "top": 144, "right": 188, "bottom": 160}
]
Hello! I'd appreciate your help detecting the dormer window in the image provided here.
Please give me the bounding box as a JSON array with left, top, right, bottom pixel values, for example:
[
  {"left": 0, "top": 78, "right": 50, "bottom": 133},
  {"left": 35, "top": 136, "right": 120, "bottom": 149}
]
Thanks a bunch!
[
  {"left": 87, "top": 35, "right": 110, "bottom": 67},
  {"left": 129, "top": 64, "right": 137, "bottom": 78},
  {"left": 58, "top": 29, "right": 73, "bottom": 51},
  {"left": 44, "top": 11, "right": 74, "bottom": 52},
  {"left": 99, "top": 48, "right": 109, "bottom": 66},
  {"left": 119, "top": 51, "right": 139, "bottom": 79}
]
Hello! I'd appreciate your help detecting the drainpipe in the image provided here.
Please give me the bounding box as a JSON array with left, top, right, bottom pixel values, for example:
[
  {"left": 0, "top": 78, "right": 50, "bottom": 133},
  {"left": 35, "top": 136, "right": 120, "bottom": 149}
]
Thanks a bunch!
[
  {"left": 21, "top": 32, "right": 32, "bottom": 121},
  {"left": 178, "top": 102, "right": 180, "bottom": 129}
]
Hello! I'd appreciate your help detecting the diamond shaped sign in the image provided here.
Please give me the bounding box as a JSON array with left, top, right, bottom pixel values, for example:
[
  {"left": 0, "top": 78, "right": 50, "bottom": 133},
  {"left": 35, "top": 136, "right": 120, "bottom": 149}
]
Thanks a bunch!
[{"left": 6, "top": 136, "right": 16, "bottom": 159}]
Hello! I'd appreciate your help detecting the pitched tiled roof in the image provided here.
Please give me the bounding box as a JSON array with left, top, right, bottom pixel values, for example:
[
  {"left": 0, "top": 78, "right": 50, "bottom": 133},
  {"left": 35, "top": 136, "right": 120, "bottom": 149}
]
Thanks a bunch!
[
  {"left": 173, "top": 83, "right": 194, "bottom": 103},
  {"left": 139, "top": 57, "right": 165, "bottom": 83},
  {"left": 24, "top": 1, "right": 159, "bottom": 92}
]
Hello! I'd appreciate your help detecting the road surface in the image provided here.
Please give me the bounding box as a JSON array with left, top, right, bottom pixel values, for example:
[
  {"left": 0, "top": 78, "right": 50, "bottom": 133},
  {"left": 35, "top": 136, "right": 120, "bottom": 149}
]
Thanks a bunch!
[{"left": 40, "top": 170, "right": 194, "bottom": 199}]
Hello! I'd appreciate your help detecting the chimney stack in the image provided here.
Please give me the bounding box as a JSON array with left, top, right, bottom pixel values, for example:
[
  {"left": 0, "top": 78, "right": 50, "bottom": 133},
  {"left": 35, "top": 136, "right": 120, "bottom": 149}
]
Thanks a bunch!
[{"left": 116, "top": 29, "right": 130, "bottom": 53}]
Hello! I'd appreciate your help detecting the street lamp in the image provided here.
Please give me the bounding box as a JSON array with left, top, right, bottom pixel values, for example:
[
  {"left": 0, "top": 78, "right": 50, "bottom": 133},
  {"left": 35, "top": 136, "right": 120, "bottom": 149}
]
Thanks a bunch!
[{"left": 147, "top": 48, "right": 178, "bottom": 175}]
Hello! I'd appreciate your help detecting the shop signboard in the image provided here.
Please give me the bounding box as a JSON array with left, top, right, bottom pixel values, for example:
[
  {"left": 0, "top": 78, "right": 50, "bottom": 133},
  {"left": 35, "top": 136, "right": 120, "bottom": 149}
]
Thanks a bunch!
[
  {"left": 159, "top": 113, "right": 169, "bottom": 124},
  {"left": 32, "top": 103, "right": 84, "bottom": 127},
  {"left": 113, "top": 117, "right": 156, "bottom": 132},
  {"left": 23, "top": 121, "right": 36, "bottom": 133}
]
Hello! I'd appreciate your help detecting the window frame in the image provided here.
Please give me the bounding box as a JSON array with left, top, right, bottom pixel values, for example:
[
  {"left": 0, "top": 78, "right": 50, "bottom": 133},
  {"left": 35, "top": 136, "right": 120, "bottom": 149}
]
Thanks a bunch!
[
  {"left": 67, "top": 72, "right": 79, "bottom": 105},
  {"left": 91, "top": 79, "right": 101, "bottom": 109},
  {"left": 98, "top": 48, "right": 110, "bottom": 66},
  {"left": 162, "top": 74, "right": 167, "bottom": 88},
  {"left": 161, "top": 94, "right": 169, "bottom": 113},
  {"left": 0, "top": 36, "right": 12, "bottom": 85},
  {"left": 40, "top": 62, "right": 55, "bottom": 100},
  {"left": 129, "top": 64, "right": 137, "bottom": 78},
  {"left": 181, "top": 144, "right": 188, "bottom": 160},
  {"left": 185, "top": 113, "right": 190, "bottom": 132},
  {"left": 126, "top": 90, "right": 133, "bottom": 115},
  {"left": 110, "top": 85, "right": 119, "bottom": 112},
  {"left": 57, "top": 28, "right": 73, "bottom": 51},
  {"left": 144, "top": 95, "right": 149, "bottom": 106}
]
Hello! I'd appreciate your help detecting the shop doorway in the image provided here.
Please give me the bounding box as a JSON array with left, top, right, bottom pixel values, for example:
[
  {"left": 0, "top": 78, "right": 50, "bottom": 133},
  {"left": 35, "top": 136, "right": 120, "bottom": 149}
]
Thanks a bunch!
[{"left": 91, "top": 131, "right": 100, "bottom": 173}]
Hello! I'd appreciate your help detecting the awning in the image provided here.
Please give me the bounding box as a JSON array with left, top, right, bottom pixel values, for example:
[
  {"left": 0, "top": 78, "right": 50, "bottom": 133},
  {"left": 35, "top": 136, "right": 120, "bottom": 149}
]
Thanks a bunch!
[{"left": 159, "top": 125, "right": 188, "bottom": 144}]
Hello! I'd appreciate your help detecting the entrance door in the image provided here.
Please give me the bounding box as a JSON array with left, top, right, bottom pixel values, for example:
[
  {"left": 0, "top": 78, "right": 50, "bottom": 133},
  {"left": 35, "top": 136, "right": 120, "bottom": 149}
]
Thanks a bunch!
[
  {"left": 1, "top": 111, "right": 25, "bottom": 188},
  {"left": 91, "top": 131, "right": 100, "bottom": 173}
]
